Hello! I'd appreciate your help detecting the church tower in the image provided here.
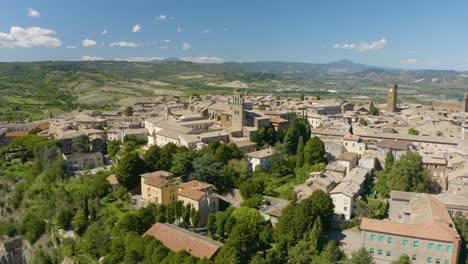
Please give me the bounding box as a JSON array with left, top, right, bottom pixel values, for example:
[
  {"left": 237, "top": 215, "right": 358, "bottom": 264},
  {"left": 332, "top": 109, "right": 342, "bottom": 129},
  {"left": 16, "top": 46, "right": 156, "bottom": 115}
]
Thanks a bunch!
[
  {"left": 463, "top": 93, "right": 468, "bottom": 113},
  {"left": 229, "top": 96, "right": 245, "bottom": 131},
  {"left": 387, "top": 84, "right": 398, "bottom": 112}
]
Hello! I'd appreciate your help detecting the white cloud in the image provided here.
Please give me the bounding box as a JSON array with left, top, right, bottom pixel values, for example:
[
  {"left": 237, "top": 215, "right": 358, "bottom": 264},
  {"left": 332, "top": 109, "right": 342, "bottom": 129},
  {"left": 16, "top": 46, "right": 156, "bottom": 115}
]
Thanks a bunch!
[
  {"left": 333, "top": 38, "right": 386, "bottom": 51},
  {"left": 132, "top": 24, "right": 141, "bottom": 33},
  {"left": 102, "top": 29, "right": 107, "bottom": 35},
  {"left": 66, "top": 45, "right": 77, "bottom": 49},
  {"left": 201, "top": 29, "right": 210, "bottom": 35},
  {"left": 180, "top": 56, "right": 224, "bottom": 64},
  {"left": 400, "top": 59, "right": 418, "bottom": 65},
  {"left": 82, "top": 38, "right": 97, "bottom": 47},
  {"left": 157, "top": 15, "right": 167, "bottom": 22},
  {"left": 181, "top": 42, "right": 191, "bottom": 50},
  {"left": 27, "top": 8, "right": 40, "bottom": 17},
  {"left": 0, "top": 26, "right": 61, "bottom": 48},
  {"left": 114, "top": 57, "right": 165, "bottom": 62},
  {"left": 177, "top": 27, "right": 182, "bottom": 33},
  {"left": 110, "top": 41, "right": 140, "bottom": 48},
  {"left": 81, "top": 56, "right": 104, "bottom": 61}
]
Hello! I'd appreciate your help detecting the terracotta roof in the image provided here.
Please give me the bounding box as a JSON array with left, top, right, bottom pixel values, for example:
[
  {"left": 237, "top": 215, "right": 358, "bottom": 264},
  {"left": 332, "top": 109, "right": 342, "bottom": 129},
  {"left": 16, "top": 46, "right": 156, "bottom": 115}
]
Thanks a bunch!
[
  {"left": 360, "top": 217, "right": 459, "bottom": 243},
  {"left": 144, "top": 223, "right": 223, "bottom": 259},
  {"left": 5, "top": 131, "right": 29, "bottom": 137},
  {"left": 343, "top": 134, "right": 359, "bottom": 141},
  {"left": 178, "top": 187, "right": 206, "bottom": 201},
  {"left": 270, "top": 117, "right": 288, "bottom": 123},
  {"left": 179, "top": 180, "right": 213, "bottom": 191},
  {"left": 141, "top": 170, "right": 174, "bottom": 179},
  {"left": 36, "top": 123, "right": 49, "bottom": 130},
  {"left": 107, "top": 174, "right": 119, "bottom": 185},
  {"left": 144, "top": 177, "right": 172, "bottom": 188}
]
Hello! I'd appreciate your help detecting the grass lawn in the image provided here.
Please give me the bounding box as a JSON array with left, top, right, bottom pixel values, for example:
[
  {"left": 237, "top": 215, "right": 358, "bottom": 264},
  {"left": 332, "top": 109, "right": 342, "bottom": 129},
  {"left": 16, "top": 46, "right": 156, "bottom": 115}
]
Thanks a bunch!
[{"left": 273, "top": 179, "right": 296, "bottom": 200}]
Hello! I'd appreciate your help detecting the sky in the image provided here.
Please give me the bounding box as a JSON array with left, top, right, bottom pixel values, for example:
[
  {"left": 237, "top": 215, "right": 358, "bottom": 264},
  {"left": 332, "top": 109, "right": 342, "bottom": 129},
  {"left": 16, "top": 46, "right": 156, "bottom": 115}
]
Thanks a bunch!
[{"left": 1, "top": 0, "right": 468, "bottom": 70}]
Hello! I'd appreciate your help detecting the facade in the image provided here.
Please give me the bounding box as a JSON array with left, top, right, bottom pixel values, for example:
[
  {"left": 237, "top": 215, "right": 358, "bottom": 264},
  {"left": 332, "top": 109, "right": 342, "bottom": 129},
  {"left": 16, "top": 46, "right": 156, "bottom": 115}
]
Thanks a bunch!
[
  {"left": 387, "top": 84, "right": 398, "bottom": 112},
  {"left": 245, "top": 148, "right": 276, "bottom": 171},
  {"left": 342, "top": 134, "right": 366, "bottom": 155},
  {"left": 178, "top": 180, "right": 219, "bottom": 226},
  {"left": 140, "top": 171, "right": 178, "bottom": 206},
  {"left": 62, "top": 152, "right": 104, "bottom": 172}
]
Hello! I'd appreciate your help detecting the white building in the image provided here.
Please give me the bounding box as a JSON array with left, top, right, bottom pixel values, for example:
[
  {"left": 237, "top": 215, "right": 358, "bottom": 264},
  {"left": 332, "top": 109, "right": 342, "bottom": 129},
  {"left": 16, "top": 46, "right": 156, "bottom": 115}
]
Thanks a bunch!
[{"left": 245, "top": 148, "right": 276, "bottom": 172}]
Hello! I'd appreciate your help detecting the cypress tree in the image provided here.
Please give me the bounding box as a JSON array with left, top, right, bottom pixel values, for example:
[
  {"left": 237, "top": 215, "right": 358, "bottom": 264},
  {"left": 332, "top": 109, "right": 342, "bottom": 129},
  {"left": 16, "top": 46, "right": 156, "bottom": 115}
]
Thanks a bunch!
[{"left": 296, "top": 136, "right": 305, "bottom": 168}]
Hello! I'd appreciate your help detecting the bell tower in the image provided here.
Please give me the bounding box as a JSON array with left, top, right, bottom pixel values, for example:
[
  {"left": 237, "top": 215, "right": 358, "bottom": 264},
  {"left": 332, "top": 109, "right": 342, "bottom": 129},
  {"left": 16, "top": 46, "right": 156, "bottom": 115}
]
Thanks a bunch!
[
  {"left": 387, "top": 84, "right": 398, "bottom": 112},
  {"left": 229, "top": 96, "right": 245, "bottom": 131}
]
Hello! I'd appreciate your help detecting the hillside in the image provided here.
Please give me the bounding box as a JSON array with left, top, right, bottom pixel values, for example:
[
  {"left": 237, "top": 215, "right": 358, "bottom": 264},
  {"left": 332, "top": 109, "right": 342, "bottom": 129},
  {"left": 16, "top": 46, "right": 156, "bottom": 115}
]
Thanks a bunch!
[{"left": 1, "top": 60, "right": 467, "bottom": 121}]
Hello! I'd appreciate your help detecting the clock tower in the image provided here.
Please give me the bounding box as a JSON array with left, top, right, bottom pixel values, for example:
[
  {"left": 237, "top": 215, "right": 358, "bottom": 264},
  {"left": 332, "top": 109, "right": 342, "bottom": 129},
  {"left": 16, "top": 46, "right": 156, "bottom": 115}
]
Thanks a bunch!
[{"left": 387, "top": 84, "right": 398, "bottom": 112}]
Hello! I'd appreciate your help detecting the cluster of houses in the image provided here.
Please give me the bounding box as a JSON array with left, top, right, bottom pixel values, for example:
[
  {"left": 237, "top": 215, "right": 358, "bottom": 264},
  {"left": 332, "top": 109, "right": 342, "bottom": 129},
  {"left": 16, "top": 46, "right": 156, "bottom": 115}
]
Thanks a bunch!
[{"left": 1, "top": 87, "right": 468, "bottom": 262}]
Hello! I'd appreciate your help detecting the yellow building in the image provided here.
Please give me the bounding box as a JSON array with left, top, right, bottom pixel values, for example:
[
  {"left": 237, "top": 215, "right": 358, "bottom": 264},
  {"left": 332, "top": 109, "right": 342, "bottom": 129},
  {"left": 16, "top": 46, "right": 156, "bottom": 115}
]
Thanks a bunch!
[{"left": 141, "top": 171, "right": 178, "bottom": 206}]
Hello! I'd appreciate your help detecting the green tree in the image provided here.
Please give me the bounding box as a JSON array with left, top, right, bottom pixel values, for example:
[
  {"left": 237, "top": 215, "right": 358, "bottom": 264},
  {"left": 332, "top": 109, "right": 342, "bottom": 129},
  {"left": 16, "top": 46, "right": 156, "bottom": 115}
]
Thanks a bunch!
[
  {"left": 171, "top": 151, "right": 198, "bottom": 181},
  {"left": 275, "top": 190, "right": 333, "bottom": 248},
  {"left": 122, "top": 140, "right": 138, "bottom": 153},
  {"left": 374, "top": 152, "right": 431, "bottom": 197},
  {"left": 72, "top": 209, "right": 87, "bottom": 236},
  {"left": 72, "top": 134, "right": 90, "bottom": 153},
  {"left": 81, "top": 222, "right": 111, "bottom": 258},
  {"left": 143, "top": 145, "right": 162, "bottom": 171},
  {"left": 370, "top": 106, "right": 380, "bottom": 116},
  {"left": 317, "top": 241, "right": 344, "bottom": 264},
  {"left": 347, "top": 247, "right": 375, "bottom": 264},
  {"left": 391, "top": 255, "right": 412, "bottom": 264},
  {"left": 408, "top": 127, "right": 420, "bottom": 135},
  {"left": 115, "top": 151, "right": 145, "bottom": 189},
  {"left": 384, "top": 150, "right": 394, "bottom": 172},
  {"left": 296, "top": 136, "right": 305, "bottom": 168},
  {"left": 124, "top": 106, "right": 134, "bottom": 116},
  {"left": 107, "top": 140, "right": 121, "bottom": 157},
  {"left": 190, "top": 208, "right": 200, "bottom": 227},
  {"left": 359, "top": 118, "right": 368, "bottom": 126},
  {"left": 158, "top": 143, "right": 178, "bottom": 171},
  {"left": 57, "top": 208, "right": 74, "bottom": 229},
  {"left": 304, "top": 136, "right": 327, "bottom": 166},
  {"left": 283, "top": 117, "right": 311, "bottom": 154},
  {"left": 190, "top": 154, "right": 228, "bottom": 191}
]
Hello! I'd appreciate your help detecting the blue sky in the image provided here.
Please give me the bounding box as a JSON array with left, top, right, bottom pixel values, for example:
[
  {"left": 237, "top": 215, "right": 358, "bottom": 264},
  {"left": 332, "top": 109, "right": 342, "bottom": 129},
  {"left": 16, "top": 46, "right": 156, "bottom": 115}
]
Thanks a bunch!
[{"left": 1, "top": 0, "right": 468, "bottom": 70}]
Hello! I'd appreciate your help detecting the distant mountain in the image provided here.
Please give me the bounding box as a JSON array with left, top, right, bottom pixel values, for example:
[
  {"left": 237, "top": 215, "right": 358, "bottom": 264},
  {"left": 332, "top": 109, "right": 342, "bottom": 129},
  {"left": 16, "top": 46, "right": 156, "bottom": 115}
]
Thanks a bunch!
[
  {"left": 324, "top": 59, "right": 376, "bottom": 71},
  {"left": 149, "top": 57, "right": 183, "bottom": 64}
]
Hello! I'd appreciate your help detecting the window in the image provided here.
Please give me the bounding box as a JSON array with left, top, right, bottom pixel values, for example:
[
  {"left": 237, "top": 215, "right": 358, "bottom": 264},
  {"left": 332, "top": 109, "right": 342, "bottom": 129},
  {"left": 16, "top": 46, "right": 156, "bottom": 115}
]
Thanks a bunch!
[
  {"left": 437, "top": 245, "right": 443, "bottom": 251},
  {"left": 447, "top": 245, "right": 452, "bottom": 252},
  {"left": 370, "top": 248, "right": 374, "bottom": 254},
  {"left": 429, "top": 243, "right": 434, "bottom": 250},
  {"left": 379, "top": 236, "right": 385, "bottom": 243},
  {"left": 378, "top": 250, "right": 383, "bottom": 256},
  {"left": 344, "top": 206, "right": 348, "bottom": 211},
  {"left": 427, "top": 257, "right": 432, "bottom": 263},
  {"left": 386, "top": 251, "right": 392, "bottom": 256},
  {"left": 436, "top": 259, "right": 440, "bottom": 264},
  {"left": 445, "top": 260, "right": 449, "bottom": 264},
  {"left": 414, "top": 241, "right": 419, "bottom": 247},
  {"left": 403, "top": 240, "right": 409, "bottom": 246},
  {"left": 388, "top": 237, "right": 393, "bottom": 243},
  {"left": 412, "top": 255, "right": 417, "bottom": 261},
  {"left": 371, "top": 235, "right": 376, "bottom": 241}
]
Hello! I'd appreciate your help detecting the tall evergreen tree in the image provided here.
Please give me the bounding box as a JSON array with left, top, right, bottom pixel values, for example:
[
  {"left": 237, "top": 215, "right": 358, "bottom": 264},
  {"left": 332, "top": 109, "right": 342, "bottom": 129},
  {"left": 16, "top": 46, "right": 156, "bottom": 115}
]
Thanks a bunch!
[
  {"left": 84, "top": 195, "right": 89, "bottom": 220},
  {"left": 296, "top": 136, "right": 305, "bottom": 168},
  {"left": 304, "top": 136, "right": 327, "bottom": 165},
  {"left": 384, "top": 149, "right": 394, "bottom": 172}
]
